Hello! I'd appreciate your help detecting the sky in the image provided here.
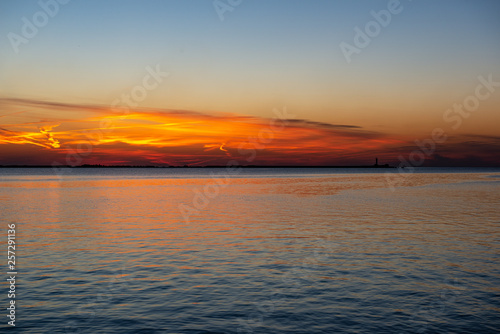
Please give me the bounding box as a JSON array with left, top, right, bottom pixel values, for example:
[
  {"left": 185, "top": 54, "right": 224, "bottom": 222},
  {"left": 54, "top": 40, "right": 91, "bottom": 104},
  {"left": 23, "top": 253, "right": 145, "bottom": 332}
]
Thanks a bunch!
[{"left": 0, "top": 0, "right": 499, "bottom": 166}]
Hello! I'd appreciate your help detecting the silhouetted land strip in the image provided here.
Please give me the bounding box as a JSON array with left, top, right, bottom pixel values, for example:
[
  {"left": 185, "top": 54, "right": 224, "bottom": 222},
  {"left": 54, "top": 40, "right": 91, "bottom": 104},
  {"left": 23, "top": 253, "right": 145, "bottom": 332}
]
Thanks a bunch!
[{"left": 0, "top": 164, "right": 396, "bottom": 168}]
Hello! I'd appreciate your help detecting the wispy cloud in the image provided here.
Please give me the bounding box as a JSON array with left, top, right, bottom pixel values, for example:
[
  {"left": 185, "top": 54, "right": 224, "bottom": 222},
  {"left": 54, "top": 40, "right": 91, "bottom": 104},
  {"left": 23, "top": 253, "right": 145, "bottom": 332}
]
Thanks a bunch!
[
  {"left": 0, "top": 98, "right": 498, "bottom": 166},
  {"left": 38, "top": 124, "right": 60, "bottom": 149}
]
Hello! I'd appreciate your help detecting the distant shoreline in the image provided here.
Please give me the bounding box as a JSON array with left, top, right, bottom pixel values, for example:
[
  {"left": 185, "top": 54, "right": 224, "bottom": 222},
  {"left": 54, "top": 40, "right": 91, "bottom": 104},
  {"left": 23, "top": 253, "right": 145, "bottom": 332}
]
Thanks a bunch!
[{"left": 0, "top": 164, "right": 396, "bottom": 169}]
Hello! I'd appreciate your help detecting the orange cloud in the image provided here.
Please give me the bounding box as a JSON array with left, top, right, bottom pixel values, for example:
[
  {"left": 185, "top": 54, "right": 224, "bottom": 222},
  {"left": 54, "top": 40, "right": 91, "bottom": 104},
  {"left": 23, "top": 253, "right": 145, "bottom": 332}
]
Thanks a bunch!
[
  {"left": 38, "top": 124, "right": 60, "bottom": 148},
  {"left": 0, "top": 98, "right": 498, "bottom": 166}
]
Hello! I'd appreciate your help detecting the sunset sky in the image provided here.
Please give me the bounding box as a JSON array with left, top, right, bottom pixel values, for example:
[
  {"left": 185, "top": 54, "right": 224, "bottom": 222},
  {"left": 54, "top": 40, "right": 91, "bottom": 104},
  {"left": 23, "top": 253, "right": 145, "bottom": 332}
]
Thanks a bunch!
[{"left": 1, "top": 0, "right": 499, "bottom": 166}]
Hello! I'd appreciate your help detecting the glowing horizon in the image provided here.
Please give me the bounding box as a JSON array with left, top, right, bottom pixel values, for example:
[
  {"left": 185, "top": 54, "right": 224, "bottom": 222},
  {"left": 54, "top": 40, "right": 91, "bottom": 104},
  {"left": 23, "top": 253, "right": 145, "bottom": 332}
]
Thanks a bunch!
[
  {"left": 1, "top": 1, "right": 499, "bottom": 166},
  {"left": 0, "top": 98, "right": 498, "bottom": 167}
]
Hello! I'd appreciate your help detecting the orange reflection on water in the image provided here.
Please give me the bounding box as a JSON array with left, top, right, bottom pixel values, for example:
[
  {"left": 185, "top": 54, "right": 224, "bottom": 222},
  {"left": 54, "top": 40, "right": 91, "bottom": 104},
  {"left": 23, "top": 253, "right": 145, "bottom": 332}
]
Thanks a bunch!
[{"left": 4, "top": 171, "right": 499, "bottom": 276}]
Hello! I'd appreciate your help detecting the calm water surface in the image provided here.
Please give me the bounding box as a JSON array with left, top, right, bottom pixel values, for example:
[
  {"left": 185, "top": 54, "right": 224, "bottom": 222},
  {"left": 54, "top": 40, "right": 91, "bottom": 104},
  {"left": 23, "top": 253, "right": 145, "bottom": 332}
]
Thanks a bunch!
[{"left": 1, "top": 168, "right": 499, "bottom": 333}]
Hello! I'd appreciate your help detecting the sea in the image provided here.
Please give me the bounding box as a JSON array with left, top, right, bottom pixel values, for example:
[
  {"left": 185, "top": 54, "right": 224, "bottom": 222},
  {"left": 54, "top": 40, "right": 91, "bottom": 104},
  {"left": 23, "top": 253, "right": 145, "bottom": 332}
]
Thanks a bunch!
[{"left": 0, "top": 167, "right": 499, "bottom": 333}]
